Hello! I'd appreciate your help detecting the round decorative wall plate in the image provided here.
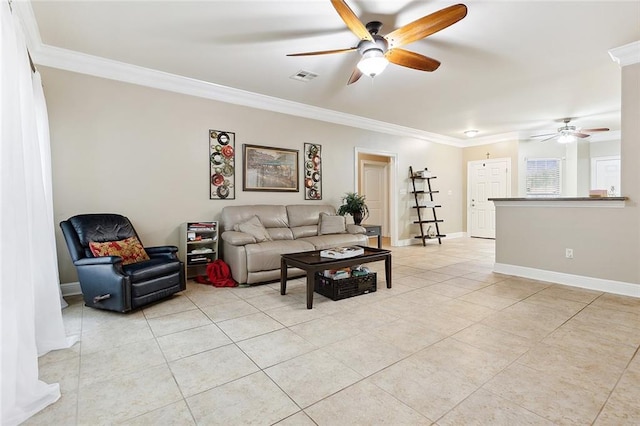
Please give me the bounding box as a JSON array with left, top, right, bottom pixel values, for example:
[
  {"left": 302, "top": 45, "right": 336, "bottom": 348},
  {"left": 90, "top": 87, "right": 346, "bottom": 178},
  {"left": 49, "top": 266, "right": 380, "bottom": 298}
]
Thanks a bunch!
[
  {"left": 211, "top": 152, "right": 224, "bottom": 165},
  {"left": 211, "top": 173, "right": 224, "bottom": 186},
  {"left": 221, "top": 164, "right": 233, "bottom": 177},
  {"left": 217, "top": 185, "right": 230, "bottom": 198},
  {"left": 217, "top": 132, "right": 230, "bottom": 145},
  {"left": 221, "top": 145, "right": 234, "bottom": 158}
]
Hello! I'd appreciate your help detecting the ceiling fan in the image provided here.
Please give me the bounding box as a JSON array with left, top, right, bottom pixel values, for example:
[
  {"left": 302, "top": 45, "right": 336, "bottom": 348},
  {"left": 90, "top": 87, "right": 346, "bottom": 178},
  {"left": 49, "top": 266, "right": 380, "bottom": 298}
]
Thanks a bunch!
[
  {"left": 530, "top": 118, "right": 610, "bottom": 143},
  {"left": 287, "top": 0, "right": 468, "bottom": 85}
]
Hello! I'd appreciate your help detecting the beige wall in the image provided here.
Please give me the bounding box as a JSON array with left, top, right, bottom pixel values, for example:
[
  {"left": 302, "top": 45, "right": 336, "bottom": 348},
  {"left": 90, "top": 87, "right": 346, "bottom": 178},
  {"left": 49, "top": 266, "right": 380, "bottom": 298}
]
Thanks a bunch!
[
  {"left": 461, "top": 140, "right": 519, "bottom": 231},
  {"left": 42, "top": 68, "right": 464, "bottom": 283},
  {"left": 494, "top": 62, "right": 640, "bottom": 286}
]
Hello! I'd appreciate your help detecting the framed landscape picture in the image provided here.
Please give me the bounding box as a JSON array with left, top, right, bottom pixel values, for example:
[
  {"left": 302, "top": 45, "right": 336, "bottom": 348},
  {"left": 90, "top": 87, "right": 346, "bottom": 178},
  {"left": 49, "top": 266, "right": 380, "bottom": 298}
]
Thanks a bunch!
[{"left": 242, "top": 144, "right": 299, "bottom": 192}]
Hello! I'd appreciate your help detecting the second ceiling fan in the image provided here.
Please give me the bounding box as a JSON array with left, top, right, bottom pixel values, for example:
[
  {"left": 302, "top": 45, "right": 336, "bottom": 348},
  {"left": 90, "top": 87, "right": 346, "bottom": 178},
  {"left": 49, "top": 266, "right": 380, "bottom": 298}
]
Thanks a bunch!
[
  {"left": 287, "top": 0, "right": 468, "bottom": 85},
  {"left": 530, "top": 118, "right": 610, "bottom": 143}
]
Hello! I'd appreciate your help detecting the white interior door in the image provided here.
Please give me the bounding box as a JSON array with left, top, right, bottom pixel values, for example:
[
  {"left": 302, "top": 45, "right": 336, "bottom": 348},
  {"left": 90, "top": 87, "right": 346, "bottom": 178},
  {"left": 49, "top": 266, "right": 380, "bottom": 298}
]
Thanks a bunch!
[
  {"left": 361, "top": 161, "right": 389, "bottom": 236},
  {"left": 468, "top": 159, "right": 509, "bottom": 238},
  {"left": 591, "top": 156, "right": 621, "bottom": 196}
]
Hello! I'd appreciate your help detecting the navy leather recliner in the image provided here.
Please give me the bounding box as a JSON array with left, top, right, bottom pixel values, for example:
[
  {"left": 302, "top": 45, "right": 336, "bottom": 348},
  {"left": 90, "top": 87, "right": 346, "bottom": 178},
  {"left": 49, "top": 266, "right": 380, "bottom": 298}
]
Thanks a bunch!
[{"left": 60, "top": 214, "right": 185, "bottom": 312}]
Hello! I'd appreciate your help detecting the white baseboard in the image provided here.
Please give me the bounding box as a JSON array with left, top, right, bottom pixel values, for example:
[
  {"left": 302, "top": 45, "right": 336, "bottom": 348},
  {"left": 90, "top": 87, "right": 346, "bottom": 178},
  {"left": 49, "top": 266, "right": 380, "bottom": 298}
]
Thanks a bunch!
[
  {"left": 61, "top": 281, "right": 82, "bottom": 297},
  {"left": 494, "top": 263, "right": 640, "bottom": 298}
]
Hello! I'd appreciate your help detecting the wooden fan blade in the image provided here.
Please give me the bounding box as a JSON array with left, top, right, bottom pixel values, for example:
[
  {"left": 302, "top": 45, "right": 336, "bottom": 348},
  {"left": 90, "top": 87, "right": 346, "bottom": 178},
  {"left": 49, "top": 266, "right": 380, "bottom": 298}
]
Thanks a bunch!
[
  {"left": 330, "top": 0, "right": 373, "bottom": 41},
  {"left": 386, "top": 48, "right": 441, "bottom": 71},
  {"left": 347, "top": 67, "right": 363, "bottom": 85},
  {"left": 581, "top": 128, "right": 610, "bottom": 132},
  {"left": 570, "top": 132, "right": 590, "bottom": 139},
  {"left": 287, "top": 47, "right": 357, "bottom": 56},
  {"left": 385, "top": 4, "right": 468, "bottom": 49}
]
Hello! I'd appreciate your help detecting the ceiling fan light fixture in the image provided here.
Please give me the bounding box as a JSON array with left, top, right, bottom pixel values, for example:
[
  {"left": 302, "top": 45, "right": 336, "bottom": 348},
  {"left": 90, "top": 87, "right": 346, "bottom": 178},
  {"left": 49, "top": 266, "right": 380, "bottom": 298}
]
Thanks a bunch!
[
  {"left": 357, "top": 49, "right": 388, "bottom": 77},
  {"left": 557, "top": 134, "right": 576, "bottom": 144}
]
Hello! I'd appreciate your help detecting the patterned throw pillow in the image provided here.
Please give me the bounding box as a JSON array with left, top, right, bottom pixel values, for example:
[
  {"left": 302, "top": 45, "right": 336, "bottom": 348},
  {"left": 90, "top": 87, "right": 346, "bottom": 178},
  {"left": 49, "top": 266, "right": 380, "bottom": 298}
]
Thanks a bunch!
[{"left": 89, "top": 236, "right": 150, "bottom": 265}]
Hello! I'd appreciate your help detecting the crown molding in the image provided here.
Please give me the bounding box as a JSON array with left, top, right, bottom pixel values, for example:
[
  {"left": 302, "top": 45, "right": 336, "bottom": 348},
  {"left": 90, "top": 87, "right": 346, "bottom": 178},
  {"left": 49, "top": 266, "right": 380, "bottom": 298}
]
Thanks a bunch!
[
  {"left": 608, "top": 40, "right": 640, "bottom": 67},
  {"left": 33, "top": 43, "right": 464, "bottom": 147}
]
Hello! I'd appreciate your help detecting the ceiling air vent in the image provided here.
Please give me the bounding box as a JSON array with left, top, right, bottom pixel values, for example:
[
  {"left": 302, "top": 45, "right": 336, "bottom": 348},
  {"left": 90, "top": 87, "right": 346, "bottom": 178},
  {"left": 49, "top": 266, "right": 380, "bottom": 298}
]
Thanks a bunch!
[{"left": 290, "top": 70, "right": 318, "bottom": 82}]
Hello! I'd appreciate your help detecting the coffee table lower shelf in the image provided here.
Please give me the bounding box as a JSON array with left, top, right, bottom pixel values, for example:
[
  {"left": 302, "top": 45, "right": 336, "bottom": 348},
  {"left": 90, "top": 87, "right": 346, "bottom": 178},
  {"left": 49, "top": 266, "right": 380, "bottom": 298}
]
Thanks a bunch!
[{"left": 280, "top": 246, "right": 392, "bottom": 309}]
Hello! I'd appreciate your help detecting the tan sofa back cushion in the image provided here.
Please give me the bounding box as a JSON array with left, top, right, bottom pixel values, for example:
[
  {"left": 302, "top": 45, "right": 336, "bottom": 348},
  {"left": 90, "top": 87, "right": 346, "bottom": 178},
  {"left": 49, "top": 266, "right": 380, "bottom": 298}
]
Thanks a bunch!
[
  {"left": 221, "top": 205, "right": 289, "bottom": 231},
  {"left": 286, "top": 205, "right": 336, "bottom": 227}
]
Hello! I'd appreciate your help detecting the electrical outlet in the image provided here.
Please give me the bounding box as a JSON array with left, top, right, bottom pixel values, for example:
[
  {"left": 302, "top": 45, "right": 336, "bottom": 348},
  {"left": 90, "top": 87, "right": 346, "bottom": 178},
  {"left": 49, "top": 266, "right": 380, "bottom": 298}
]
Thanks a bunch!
[{"left": 565, "top": 248, "right": 574, "bottom": 259}]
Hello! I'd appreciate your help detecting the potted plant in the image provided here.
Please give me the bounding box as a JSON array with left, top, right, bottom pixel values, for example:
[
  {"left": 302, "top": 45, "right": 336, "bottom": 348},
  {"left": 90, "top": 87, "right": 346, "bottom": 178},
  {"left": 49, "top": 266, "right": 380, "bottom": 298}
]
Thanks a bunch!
[{"left": 337, "top": 192, "right": 369, "bottom": 225}]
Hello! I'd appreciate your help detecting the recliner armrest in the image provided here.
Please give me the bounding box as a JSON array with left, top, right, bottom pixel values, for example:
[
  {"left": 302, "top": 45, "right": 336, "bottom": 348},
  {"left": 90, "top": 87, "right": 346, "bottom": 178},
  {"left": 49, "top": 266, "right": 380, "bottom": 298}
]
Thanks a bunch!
[
  {"left": 146, "top": 245, "right": 179, "bottom": 261},
  {"left": 346, "top": 224, "right": 366, "bottom": 234},
  {"left": 146, "top": 246, "right": 178, "bottom": 255},
  {"left": 75, "top": 256, "right": 121, "bottom": 266}
]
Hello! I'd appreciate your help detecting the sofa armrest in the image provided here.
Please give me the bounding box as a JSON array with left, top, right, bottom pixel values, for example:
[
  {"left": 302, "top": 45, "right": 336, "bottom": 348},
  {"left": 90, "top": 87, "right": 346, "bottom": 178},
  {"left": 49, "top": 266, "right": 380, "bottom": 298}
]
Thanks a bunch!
[
  {"left": 221, "top": 231, "right": 256, "bottom": 246},
  {"left": 346, "top": 224, "right": 366, "bottom": 235}
]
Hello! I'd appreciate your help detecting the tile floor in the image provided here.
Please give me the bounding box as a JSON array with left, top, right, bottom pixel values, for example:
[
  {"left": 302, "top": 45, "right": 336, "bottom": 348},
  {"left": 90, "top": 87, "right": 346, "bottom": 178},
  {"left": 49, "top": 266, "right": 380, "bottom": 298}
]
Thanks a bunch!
[{"left": 27, "top": 238, "right": 640, "bottom": 425}]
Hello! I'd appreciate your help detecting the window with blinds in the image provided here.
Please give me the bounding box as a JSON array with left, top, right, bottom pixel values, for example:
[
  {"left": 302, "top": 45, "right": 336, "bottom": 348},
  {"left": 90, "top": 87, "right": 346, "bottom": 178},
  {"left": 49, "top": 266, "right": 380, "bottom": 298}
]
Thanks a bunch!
[{"left": 526, "top": 158, "right": 561, "bottom": 196}]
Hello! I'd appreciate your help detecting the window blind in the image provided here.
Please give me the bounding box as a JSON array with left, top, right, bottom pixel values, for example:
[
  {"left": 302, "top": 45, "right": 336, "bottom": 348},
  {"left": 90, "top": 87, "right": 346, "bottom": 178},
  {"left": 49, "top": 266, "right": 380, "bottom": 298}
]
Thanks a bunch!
[{"left": 526, "top": 158, "right": 561, "bottom": 196}]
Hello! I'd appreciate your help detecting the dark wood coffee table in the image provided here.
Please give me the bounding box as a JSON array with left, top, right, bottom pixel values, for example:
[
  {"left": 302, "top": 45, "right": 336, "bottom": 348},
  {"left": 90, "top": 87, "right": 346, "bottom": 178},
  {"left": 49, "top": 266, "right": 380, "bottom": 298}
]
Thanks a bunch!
[{"left": 280, "top": 246, "right": 392, "bottom": 309}]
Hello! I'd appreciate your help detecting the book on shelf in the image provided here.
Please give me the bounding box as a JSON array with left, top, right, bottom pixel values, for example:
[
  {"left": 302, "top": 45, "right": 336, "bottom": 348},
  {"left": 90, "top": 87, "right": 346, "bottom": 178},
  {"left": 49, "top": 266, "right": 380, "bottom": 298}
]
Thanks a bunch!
[
  {"left": 319, "top": 246, "right": 364, "bottom": 259},
  {"left": 188, "top": 222, "right": 217, "bottom": 232},
  {"left": 188, "top": 237, "right": 214, "bottom": 243},
  {"left": 189, "top": 248, "right": 213, "bottom": 254}
]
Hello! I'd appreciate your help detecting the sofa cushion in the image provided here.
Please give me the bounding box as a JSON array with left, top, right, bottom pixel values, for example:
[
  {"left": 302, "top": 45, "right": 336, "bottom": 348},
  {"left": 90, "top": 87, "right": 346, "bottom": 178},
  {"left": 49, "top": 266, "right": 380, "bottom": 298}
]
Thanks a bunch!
[
  {"left": 123, "top": 258, "right": 181, "bottom": 283},
  {"left": 245, "top": 240, "right": 315, "bottom": 273},
  {"left": 89, "top": 236, "right": 150, "bottom": 265},
  {"left": 300, "top": 234, "right": 369, "bottom": 250},
  {"left": 267, "top": 228, "right": 294, "bottom": 241},
  {"left": 318, "top": 213, "right": 346, "bottom": 235},
  {"left": 286, "top": 205, "right": 336, "bottom": 227},
  {"left": 291, "top": 225, "right": 319, "bottom": 239},
  {"left": 234, "top": 215, "right": 272, "bottom": 242},
  {"left": 222, "top": 205, "right": 289, "bottom": 231}
]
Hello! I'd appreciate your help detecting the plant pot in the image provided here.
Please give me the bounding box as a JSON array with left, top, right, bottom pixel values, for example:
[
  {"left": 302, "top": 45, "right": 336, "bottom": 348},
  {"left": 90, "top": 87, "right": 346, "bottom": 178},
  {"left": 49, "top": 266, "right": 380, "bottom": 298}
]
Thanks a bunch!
[{"left": 353, "top": 211, "right": 364, "bottom": 225}]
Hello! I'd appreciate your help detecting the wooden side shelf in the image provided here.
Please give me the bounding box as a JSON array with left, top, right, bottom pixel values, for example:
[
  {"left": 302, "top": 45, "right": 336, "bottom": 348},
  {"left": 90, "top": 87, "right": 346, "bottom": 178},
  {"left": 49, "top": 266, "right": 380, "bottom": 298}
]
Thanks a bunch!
[{"left": 409, "top": 166, "right": 445, "bottom": 245}]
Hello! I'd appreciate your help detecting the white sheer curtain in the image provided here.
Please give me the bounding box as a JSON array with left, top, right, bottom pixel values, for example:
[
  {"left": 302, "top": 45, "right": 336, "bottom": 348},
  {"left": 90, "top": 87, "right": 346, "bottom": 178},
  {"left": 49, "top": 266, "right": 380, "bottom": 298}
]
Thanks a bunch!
[{"left": 1, "top": 2, "right": 78, "bottom": 424}]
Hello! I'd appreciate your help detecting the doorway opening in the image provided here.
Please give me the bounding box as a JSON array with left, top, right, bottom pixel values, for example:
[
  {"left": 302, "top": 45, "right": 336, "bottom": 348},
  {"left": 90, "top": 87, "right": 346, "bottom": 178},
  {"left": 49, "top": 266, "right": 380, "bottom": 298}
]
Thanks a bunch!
[{"left": 355, "top": 148, "right": 397, "bottom": 247}]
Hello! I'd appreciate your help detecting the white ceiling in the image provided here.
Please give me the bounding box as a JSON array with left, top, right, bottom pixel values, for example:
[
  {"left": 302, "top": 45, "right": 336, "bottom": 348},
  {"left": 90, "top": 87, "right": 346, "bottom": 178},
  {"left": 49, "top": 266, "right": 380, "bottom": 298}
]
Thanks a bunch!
[{"left": 25, "top": 1, "right": 640, "bottom": 142}]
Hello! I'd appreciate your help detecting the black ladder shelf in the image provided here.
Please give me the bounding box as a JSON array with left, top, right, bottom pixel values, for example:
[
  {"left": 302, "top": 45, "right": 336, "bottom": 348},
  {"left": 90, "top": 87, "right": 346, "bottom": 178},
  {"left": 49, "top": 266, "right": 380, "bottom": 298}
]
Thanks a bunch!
[{"left": 409, "top": 166, "right": 445, "bottom": 245}]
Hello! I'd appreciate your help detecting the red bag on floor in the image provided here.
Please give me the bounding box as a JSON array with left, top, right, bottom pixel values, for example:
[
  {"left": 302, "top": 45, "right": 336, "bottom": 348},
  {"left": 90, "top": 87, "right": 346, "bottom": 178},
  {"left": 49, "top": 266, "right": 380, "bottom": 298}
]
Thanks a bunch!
[{"left": 206, "top": 259, "right": 237, "bottom": 287}]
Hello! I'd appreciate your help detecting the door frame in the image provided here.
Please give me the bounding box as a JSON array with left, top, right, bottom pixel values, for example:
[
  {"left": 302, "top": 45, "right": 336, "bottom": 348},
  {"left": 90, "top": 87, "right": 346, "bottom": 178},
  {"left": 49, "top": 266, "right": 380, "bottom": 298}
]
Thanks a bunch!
[
  {"left": 466, "top": 157, "right": 512, "bottom": 238},
  {"left": 354, "top": 147, "right": 398, "bottom": 246},
  {"left": 359, "top": 159, "right": 390, "bottom": 237}
]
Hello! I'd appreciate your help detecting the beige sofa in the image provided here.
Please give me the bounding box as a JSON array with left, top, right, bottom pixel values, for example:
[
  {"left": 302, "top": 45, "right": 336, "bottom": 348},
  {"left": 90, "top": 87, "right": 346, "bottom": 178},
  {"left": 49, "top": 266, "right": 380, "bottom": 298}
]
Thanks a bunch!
[{"left": 220, "top": 205, "right": 368, "bottom": 284}]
